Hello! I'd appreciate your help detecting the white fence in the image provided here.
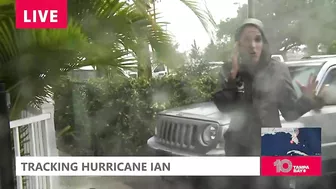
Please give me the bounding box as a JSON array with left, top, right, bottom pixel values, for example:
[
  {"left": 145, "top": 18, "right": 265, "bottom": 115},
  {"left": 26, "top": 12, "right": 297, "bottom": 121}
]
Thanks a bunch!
[{"left": 10, "top": 103, "right": 59, "bottom": 189}]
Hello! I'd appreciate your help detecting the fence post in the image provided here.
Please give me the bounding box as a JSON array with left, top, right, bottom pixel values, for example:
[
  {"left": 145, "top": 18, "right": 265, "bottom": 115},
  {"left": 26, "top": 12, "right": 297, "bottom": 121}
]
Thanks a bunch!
[
  {"left": 41, "top": 102, "right": 59, "bottom": 189},
  {"left": 0, "top": 83, "right": 15, "bottom": 189}
]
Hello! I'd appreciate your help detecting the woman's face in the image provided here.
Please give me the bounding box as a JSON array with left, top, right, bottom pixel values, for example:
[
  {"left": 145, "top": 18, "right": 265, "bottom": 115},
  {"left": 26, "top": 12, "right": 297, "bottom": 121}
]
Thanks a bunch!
[{"left": 238, "top": 25, "right": 263, "bottom": 64}]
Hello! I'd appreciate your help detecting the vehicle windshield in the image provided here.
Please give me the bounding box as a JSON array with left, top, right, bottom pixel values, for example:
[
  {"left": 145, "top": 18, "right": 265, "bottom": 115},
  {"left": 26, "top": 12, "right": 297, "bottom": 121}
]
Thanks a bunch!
[
  {"left": 288, "top": 65, "right": 322, "bottom": 96},
  {"left": 154, "top": 65, "right": 166, "bottom": 72}
]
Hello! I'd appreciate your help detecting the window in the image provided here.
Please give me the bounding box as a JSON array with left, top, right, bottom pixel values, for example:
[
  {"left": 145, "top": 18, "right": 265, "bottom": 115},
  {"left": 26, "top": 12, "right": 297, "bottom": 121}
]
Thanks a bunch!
[
  {"left": 153, "top": 65, "right": 165, "bottom": 72},
  {"left": 320, "top": 68, "right": 336, "bottom": 105},
  {"left": 289, "top": 65, "right": 321, "bottom": 97},
  {"left": 322, "top": 68, "right": 336, "bottom": 86}
]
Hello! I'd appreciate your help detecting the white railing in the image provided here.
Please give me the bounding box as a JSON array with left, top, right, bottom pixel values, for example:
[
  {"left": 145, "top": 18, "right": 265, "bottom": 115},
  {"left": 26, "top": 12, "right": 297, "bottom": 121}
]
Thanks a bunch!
[{"left": 10, "top": 103, "right": 59, "bottom": 189}]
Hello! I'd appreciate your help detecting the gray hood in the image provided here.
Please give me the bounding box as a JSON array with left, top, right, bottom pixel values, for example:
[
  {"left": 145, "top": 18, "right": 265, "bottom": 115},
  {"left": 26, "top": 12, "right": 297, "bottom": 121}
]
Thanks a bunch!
[
  {"left": 158, "top": 101, "right": 289, "bottom": 126},
  {"left": 234, "top": 18, "right": 267, "bottom": 43},
  {"left": 234, "top": 18, "right": 272, "bottom": 73}
]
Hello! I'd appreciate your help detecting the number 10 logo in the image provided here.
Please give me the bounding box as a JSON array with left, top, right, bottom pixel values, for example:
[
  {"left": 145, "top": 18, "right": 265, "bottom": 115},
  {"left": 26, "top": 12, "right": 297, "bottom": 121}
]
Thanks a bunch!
[{"left": 274, "top": 159, "right": 293, "bottom": 173}]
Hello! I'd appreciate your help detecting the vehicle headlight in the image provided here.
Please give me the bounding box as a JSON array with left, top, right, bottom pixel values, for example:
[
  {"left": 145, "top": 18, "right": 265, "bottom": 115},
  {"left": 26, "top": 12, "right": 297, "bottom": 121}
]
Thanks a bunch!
[{"left": 202, "top": 125, "right": 217, "bottom": 145}]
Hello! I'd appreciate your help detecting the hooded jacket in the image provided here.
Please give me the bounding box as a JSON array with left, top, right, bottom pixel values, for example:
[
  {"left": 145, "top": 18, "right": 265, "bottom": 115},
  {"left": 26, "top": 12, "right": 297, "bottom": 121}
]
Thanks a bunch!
[{"left": 212, "top": 19, "right": 324, "bottom": 154}]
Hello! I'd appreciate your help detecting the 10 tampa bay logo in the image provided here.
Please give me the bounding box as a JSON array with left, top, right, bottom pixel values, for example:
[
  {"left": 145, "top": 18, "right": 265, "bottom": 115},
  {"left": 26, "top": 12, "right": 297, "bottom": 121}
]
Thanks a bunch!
[
  {"left": 274, "top": 159, "right": 310, "bottom": 173},
  {"left": 260, "top": 156, "right": 321, "bottom": 176}
]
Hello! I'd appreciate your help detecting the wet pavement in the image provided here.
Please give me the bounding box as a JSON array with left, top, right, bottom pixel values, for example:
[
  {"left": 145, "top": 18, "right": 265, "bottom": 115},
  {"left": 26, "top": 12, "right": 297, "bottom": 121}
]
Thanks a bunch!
[
  {"left": 58, "top": 176, "right": 194, "bottom": 189},
  {"left": 57, "top": 150, "right": 194, "bottom": 189}
]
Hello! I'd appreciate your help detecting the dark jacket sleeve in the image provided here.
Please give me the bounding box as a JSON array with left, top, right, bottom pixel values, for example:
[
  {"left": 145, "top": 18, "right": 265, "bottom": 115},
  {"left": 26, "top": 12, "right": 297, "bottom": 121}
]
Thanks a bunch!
[
  {"left": 278, "top": 65, "right": 324, "bottom": 121},
  {"left": 212, "top": 63, "right": 239, "bottom": 112}
]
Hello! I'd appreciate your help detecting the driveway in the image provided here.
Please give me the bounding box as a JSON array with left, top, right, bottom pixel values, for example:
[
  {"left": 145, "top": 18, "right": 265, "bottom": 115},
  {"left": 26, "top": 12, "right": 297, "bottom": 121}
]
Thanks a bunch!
[
  {"left": 58, "top": 176, "right": 194, "bottom": 189},
  {"left": 57, "top": 150, "right": 194, "bottom": 189}
]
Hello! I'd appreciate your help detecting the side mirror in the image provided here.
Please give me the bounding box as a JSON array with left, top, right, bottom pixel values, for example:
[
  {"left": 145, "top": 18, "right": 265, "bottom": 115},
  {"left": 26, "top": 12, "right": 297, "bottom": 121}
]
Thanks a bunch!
[{"left": 319, "top": 84, "right": 336, "bottom": 105}]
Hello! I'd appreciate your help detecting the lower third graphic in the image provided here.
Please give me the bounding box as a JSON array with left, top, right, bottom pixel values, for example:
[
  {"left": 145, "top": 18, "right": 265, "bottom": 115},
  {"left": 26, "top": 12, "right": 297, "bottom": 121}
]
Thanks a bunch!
[
  {"left": 274, "top": 159, "right": 309, "bottom": 173},
  {"left": 261, "top": 127, "right": 321, "bottom": 176},
  {"left": 261, "top": 156, "right": 321, "bottom": 176}
]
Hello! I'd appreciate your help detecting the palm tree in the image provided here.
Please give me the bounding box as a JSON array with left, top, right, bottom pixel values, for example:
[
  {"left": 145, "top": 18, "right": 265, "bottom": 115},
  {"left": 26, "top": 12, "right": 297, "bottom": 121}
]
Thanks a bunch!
[
  {"left": 0, "top": 0, "right": 215, "bottom": 117},
  {"left": 68, "top": 0, "right": 175, "bottom": 79},
  {"left": 0, "top": 2, "right": 91, "bottom": 118},
  {"left": 133, "top": 0, "right": 217, "bottom": 78},
  {"left": 0, "top": 0, "right": 174, "bottom": 117}
]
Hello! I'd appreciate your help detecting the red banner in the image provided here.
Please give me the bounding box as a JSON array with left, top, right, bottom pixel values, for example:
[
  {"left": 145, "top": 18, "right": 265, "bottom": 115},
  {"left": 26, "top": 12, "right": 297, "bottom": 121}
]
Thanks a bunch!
[{"left": 261, "top": 156, "right": 322, "bottom": 176}]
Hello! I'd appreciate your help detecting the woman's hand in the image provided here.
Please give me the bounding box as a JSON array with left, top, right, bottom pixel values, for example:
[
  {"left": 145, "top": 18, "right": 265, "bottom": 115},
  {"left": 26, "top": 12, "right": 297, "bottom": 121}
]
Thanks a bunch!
[
  {"left": 231, "top": 42, "right": 239, "bottom": 79},
  {"left": 296, "top": 73, "right": 318, "bottom": 99}
]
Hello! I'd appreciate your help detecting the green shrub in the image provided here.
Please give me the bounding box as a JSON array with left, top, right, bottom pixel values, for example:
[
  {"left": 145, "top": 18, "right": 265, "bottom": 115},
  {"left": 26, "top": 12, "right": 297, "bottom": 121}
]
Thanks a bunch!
[
  {"left": 54, "top": 64, "right": 219, "bottom": 155},
  {"left": 327, "top": 40, "right": 336, "bottom": 54}
]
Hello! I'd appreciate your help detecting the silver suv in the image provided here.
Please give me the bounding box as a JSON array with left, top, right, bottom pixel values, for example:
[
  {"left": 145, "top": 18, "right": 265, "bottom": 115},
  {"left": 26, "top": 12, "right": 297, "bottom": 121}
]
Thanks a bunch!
[{"left": 147, "top": 57, "right": 336, "bottom": 189}]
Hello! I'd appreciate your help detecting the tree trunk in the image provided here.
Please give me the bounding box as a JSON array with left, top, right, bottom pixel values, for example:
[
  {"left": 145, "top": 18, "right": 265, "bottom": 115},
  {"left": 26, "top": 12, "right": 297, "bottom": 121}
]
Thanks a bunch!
[
  {"left": 248, "top": 0, "right": 255, "bottom": 18},
  {"left": 136, "top": 0, "right": 155, "bottom": 80},
  {"left": 0, "top": 83, "right": 15, "bottom": 189},
  {"left": 145, "top": 43, "right": 152, "bottom": 79},
  {"left": 137, "top": 41, "right": 152, "bottom": 79}
]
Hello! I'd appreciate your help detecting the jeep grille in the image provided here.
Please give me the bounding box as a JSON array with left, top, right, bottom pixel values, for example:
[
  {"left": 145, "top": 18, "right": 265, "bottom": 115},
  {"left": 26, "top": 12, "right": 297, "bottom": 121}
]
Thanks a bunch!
[{"left": 155, "top": 116, "right": 218, "bottom": 149}]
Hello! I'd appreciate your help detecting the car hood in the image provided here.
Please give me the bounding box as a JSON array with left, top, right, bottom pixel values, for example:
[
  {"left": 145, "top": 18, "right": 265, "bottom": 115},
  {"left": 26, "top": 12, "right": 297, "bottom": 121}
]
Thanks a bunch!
[
  {"left": 159, "top": 101, "right": 231, "bottom": 125},
  {"left": 159, "top": 101, "right": 291, "bottom": 126}
]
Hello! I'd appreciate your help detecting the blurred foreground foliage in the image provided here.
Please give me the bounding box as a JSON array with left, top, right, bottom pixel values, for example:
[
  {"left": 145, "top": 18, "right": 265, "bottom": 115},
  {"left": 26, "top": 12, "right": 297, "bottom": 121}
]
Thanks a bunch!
[{"left": 54, "top": 63, "right": 219, "bottom": 155}]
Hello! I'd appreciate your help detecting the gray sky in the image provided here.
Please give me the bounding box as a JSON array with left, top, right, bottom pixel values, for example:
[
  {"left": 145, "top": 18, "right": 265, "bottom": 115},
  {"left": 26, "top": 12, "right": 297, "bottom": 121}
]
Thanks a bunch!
[{"left": 156, "top": 0, "right": 247, "bottom": 52}]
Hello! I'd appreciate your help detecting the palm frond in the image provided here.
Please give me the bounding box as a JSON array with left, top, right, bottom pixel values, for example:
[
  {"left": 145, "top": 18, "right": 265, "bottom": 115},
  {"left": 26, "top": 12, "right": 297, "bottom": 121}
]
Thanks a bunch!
[
  {"left": 0, "top": 0, "right": 184, "bottom": 118},
  {"left": 179, "top": 0, "right": 216, "bottom": 39},
  {"left": 0, "top": 5, "right": 90, "bottom": 118}
]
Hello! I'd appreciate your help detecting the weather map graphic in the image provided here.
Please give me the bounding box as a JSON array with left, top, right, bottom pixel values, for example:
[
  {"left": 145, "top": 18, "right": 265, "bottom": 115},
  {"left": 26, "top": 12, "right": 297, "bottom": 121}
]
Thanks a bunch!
[
  {"left": 261, "top": 128, "right": 321, "bottom": 156},
  {"left": 260, "top": 127, "right": 322, "bottom": 176}
]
